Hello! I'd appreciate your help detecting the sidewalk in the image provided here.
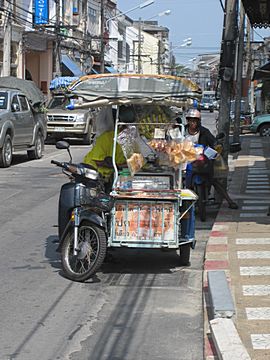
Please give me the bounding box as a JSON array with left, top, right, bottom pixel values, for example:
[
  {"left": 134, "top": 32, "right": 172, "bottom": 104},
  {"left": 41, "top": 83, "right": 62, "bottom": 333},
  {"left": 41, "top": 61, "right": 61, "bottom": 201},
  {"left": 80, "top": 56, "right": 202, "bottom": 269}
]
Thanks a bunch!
[{"left": 204, "top": 134, "right": 270, "bottom": 360}]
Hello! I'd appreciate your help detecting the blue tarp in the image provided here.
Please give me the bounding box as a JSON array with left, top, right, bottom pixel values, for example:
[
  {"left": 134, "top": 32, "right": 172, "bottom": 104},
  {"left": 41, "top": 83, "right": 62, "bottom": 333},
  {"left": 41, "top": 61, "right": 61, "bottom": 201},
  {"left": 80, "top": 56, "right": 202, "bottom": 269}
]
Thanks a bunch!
[
  {"left": 61, "top": 55, "right": 84, "bottom": 77},
  {"left": 105, "top": 66, "right": 117, "bottom": 73},
  {"left": 49, "top": 76, "right": 79, "bottom": 90}
]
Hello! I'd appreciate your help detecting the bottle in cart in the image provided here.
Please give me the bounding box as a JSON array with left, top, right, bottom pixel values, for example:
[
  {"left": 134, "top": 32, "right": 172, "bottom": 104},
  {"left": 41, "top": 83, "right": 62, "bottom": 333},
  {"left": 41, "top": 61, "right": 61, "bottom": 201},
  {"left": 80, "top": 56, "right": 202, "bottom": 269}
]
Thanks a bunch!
[{"left": 120, "top": 169, "right": 132, "bottom": 189}]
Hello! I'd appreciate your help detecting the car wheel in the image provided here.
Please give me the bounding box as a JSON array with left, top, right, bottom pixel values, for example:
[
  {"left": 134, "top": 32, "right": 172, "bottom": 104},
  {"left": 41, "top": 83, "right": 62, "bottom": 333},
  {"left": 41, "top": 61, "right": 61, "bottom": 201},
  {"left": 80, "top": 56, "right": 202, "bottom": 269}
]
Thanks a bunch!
[
  {"left": 27, "top": 132, "right": 44, "bottom": 160},
  {"left": 82, "top": 131, "right": 91, "bottom": 145},
  {"left": 259, "top": 124, "right": 270, "bottom": 137},
  {"left": 0, "top": 134, "right": 13, "bottom": 168}
]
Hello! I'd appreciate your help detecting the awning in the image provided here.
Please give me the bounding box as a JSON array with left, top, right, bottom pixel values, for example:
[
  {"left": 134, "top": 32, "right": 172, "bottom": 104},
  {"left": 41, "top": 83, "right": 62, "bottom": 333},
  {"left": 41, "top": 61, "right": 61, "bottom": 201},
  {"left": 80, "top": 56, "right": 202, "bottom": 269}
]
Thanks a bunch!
[
  {"left": 61, "top": 55, "right": 84, "bottom": 77},
  {"left": 105, "top": 66, "right": 117, "bottom": 73},
  {"left": 242, "top": 0, "right": 270, "bottom": 28},
  {"left": 253, "top": 61, "right": 270, "bottom": 81}
]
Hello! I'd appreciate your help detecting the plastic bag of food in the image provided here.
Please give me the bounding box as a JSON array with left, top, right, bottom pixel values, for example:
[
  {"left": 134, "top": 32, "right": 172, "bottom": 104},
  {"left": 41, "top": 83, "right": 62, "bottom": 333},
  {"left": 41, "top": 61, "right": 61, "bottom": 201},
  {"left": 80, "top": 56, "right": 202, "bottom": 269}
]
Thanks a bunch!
[{"left": 127, "top": 153, "right": 145, "bottom": 175}]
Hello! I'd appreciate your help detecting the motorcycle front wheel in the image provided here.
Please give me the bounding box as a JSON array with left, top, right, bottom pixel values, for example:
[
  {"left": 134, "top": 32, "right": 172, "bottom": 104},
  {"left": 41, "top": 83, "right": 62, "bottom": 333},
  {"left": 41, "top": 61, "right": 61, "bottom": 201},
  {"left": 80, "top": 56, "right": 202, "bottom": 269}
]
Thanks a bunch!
[{"left": 61, "top": 222, "right": 107, "bottom": 282}]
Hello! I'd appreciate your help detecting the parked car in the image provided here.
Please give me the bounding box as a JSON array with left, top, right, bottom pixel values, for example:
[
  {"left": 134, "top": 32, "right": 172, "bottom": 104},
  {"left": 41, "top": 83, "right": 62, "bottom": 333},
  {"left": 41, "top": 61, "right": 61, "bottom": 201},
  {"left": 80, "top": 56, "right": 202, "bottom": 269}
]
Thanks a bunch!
[
  {"left": 249, "top": 114, "right": 270, "bottom": 136},
  {"left": 199, "top": 97, "right": 214, "bottom": 112},
  {"left": 46, "top": 94, "right": 95, "bottom": 144},
  {"left": 46, "top": 77, "right": 95, "bottom": 144},
  {"left": 0, "top": 77, "right": 47, "bottom": 167}
]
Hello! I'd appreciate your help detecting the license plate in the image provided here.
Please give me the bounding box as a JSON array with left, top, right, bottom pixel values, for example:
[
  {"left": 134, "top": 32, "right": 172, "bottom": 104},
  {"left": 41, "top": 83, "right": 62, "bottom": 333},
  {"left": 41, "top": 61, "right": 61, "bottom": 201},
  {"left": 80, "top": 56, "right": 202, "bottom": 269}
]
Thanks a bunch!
[{"left": 54, "top": 127, "right": 65, "bottom": 132}]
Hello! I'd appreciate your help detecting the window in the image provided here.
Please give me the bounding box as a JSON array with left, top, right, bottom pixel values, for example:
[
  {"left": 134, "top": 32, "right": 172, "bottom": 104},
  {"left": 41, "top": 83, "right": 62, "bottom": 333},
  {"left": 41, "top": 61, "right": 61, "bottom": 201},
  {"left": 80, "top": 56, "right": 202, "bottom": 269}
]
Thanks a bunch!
[
  {"left": 88, "top": 7, "right": 96, "bottom": 21},
  {"left": 18, "top": 96, "right": 29, "bottom": 111},
  {"left": 11, "top": 95, "right": 20, "bottom": 111},
  {"left": 118, "top": 41, "right": 123, "bottom": 59},
  {"left": 0, "top": 92, "right": 8, "bottom": 109}
]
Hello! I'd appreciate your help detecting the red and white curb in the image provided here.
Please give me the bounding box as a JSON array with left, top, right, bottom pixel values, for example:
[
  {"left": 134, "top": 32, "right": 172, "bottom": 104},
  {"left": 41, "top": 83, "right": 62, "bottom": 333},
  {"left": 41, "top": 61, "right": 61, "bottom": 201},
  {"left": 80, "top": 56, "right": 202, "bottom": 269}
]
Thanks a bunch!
[{"left": 203, "top": 219, "right": 250, "bottom": 359}]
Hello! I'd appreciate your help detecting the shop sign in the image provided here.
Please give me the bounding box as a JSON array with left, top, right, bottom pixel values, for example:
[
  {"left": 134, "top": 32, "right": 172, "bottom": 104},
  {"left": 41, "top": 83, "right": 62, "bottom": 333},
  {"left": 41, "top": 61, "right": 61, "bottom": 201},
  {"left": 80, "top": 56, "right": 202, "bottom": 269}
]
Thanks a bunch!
[{"left": 34, "top": 0, "right": 49, "bottom": 25}]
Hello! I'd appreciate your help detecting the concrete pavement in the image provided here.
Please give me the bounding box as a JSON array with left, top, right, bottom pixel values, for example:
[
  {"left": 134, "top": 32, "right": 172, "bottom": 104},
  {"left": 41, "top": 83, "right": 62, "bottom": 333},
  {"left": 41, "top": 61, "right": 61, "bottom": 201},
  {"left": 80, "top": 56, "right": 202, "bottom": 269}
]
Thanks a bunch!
[{"left": 204, "top": 134, "right": 270, "bottom": 360}]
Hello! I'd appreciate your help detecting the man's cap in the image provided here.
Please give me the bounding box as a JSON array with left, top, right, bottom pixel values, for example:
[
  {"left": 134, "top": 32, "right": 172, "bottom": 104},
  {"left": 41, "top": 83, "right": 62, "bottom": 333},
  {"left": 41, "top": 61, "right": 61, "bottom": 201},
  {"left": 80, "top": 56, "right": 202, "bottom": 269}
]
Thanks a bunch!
[{"left": 186, "top": 109, "right": 201, "bottom": 120}]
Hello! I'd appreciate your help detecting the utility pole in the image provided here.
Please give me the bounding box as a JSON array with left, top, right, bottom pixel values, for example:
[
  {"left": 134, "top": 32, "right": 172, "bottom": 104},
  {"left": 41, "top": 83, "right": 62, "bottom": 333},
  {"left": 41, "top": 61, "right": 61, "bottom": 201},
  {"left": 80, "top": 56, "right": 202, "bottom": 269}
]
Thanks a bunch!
[
  {"left": 218, "top": 0, "right": 237, "bottom": 162},
  {"left": 233, "top": 1, "right": 245, "bottom": 143},
  {"left": 2, "top": 0, "right": 11, "bottom": 76},
  {"left": 157, "top": 39, "right": 161, "bottom": 74},
  {"left": 53, "top": 0, "right": 61, "bottom": 76},
  {"left": 138, "top": 17, "right": 142, "bottom": 74},
  {"left": 100, "top": 0, "right": 105, "bottom": 73},
  {"left": 247, "top": 23, "right": 255, "bottom": 120}
]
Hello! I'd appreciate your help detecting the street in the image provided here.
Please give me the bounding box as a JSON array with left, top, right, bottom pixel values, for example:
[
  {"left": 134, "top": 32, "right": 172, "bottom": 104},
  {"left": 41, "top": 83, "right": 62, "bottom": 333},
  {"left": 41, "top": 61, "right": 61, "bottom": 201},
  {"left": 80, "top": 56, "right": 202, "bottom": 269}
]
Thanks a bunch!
[{"left": 0, "top": 112, "right": 218, "bottom": 360}]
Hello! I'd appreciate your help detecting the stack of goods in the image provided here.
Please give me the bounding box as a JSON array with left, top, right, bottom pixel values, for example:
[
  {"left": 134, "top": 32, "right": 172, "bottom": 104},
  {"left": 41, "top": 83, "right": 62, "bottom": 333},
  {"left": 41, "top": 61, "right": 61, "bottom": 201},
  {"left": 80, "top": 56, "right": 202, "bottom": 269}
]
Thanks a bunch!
[
  {"left": 117, "top": 126, "right": 146, "bottom": 175},
  {"left": 148, "top": 139, "right": 199, "bottom": 168}
]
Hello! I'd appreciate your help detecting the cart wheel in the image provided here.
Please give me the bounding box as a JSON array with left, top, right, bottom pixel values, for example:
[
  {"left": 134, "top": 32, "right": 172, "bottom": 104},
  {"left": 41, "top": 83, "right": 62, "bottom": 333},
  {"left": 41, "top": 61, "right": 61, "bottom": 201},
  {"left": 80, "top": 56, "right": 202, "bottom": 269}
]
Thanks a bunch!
[{"left": 179, "top": 243, "right": 191, "bottom": 266}]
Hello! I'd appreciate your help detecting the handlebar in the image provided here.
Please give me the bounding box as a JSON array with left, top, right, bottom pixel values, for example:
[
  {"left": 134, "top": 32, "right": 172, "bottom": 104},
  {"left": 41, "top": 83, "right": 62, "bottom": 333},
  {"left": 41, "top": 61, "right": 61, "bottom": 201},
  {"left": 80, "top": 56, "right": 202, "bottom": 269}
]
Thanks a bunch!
[
  {"left": 51, "top": 160, "right": 62, "bottom": 167},
  {"left": 51, "top": 160, "right": 78, "bottom": 174}
]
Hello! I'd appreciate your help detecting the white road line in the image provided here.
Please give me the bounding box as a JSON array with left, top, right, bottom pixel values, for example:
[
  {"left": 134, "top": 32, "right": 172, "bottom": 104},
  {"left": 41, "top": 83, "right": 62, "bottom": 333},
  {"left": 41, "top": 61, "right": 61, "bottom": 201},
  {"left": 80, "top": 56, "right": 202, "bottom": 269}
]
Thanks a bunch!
[
  {"left": 246, "top": 308, "right": 270, "bottom": 320},
  {"left": 246, "top": 186, "right": 270, "bottom": 190},
  {"left": 246, "top": 182, "right": 269, "bottom": 185},
  {"left": 240, "top": 213, "right": 267, "bottom": 218},
  {"left": 245, "top": 190, "right": 270, "bottom": 193},
  {"left": 251, "top": 334, "right": 270, "bottom": 350},
  {"left": 243, "top": 285, "right": 270, "bottom": 296},
  {"left": 238, "top": 251, "right": 270, "bottom": 259},
  {"left": 240, "top": 266, "right": 270, "bottom": 276},
  {"left": 241, "top": 206, "right": 269, "bottom": 211},
  {"left": 243, "top": 200, "right": 270, "bottom": 204},
  {"left": 236, "top": 238, "right": 270, "bottom": 245}
]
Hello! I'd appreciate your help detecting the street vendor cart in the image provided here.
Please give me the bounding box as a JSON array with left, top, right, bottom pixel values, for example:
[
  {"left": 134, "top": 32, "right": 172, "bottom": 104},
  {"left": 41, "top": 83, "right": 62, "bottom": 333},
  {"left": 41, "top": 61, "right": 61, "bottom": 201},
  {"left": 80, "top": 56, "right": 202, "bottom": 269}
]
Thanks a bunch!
[{"left": 52, "top": 74, "right": 201, "bottom": 282}]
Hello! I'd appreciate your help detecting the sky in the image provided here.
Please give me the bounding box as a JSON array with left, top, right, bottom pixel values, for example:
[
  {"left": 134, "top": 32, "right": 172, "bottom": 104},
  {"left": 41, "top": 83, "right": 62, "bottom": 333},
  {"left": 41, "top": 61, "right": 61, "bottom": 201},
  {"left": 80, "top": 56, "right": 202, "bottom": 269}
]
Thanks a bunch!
[{"left": 116, "top": 0, "right": 270, "bottom": 67}]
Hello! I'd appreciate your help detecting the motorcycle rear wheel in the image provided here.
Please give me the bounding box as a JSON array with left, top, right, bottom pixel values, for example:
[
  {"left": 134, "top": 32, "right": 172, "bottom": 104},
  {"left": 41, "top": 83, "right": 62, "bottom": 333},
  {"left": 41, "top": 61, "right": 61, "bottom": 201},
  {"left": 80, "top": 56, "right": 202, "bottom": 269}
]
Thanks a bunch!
[{"left": 61, "top": 222, "right": 107, "bottom": 282}]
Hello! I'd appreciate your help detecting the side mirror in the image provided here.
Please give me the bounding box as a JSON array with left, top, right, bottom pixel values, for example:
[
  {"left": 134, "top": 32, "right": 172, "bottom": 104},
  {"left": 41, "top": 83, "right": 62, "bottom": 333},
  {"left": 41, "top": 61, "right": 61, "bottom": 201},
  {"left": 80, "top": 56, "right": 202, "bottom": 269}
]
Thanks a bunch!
[
  {"left": 229, "top": 142, "right": 241, "bottom": 153},
  {"left": 56, "top": 140, "right": 70, "bottom": 150},
  {"left": 11, "top": 103, "right": 20, "bottom": 112}
]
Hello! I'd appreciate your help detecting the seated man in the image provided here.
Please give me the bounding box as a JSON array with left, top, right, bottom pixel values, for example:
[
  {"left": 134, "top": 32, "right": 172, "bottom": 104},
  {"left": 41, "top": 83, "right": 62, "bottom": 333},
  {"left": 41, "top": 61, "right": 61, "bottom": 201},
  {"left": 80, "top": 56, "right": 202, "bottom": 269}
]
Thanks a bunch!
[
  {"left": 83, "top": 106, "right": 136, "bottom": 191},
  {"left": 83, "top": 130, "right": 126, "bottom": 192}
]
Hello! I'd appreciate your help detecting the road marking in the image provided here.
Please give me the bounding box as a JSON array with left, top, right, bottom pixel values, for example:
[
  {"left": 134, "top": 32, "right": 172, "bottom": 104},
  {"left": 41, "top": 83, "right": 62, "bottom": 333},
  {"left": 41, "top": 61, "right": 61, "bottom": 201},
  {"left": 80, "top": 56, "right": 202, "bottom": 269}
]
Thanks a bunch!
[
  {"left": 246, "top": 182, "right": 269, "bottom": 185},
  {"left": 243, "top": 200, "right": 270, "bottom": 204},
  {"left": 251, "top": 334, "right": 270, "bottom": 350},
  {"left": 241, "top": 206, "right": 269, "bottom": 211},
  {"left": 240, "top": 213, "right": 267, "bottom": 217},
  {"left": 238, "top": 251, "right": 270, "bottom": 259},
  {"left": 240, "top": 266, "right": 270, "bottom": 276},
  {"left": 246, "top": 308, "right": 270, "bottom": 320},
  {"left": 236, "top": 238, "right": 270, "bottom": 245},
  {"left": 246, "top": 186, "right": 270, "bottom": 190},
  {"left": 247, "top": 176, "right": 269, "bottom": 179},
  {"left": 243, "top": 285, "right": 270, "bottom": 296},
  {"left": 245, "top": 190, "right": 270, "bottom": 193}
]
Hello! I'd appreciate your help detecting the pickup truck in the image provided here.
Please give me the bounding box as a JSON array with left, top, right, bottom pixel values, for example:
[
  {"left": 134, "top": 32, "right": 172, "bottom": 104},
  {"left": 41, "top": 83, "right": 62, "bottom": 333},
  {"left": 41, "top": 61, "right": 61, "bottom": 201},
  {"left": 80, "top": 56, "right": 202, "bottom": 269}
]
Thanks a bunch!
[
  {"left": 0, "top": 77, "right": 47, "bottom": 167},
  {"left": 46, "top": 94, "right": 95, "bottom": 144},
  {"left": 46, "top": 77, "right": 95, "bottom": 144}
]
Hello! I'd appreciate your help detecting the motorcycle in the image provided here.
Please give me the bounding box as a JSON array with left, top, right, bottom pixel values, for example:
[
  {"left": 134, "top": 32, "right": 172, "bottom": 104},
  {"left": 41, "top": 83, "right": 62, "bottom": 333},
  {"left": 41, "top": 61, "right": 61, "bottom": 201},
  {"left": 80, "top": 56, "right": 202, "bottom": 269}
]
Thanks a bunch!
[
  {"left": 185, "top": 133, "right": 225, "bottom": 222},
  {"left": 51, "top": 140, "right": 113, "bottom": 282}
]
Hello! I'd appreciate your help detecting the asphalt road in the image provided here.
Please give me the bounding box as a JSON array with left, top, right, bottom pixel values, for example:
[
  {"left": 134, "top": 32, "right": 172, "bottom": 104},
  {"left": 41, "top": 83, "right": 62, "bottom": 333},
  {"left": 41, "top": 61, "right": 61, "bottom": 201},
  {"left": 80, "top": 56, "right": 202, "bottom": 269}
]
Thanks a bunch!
[{"left": 0, "top": 111, "right": 218, "bottom": 360}]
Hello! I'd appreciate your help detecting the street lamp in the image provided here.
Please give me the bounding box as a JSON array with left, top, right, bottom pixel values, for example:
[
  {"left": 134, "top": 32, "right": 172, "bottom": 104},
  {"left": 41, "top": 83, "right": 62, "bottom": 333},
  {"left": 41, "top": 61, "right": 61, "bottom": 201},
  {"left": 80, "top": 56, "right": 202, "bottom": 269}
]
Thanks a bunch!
[
  {"left": 105, "top": 0, "right": 155, "bottom": 29},
  {"left": 181, "top": 38, "right": 192, "bottom": 47},
  {"left": 145, "top": 9, "right": 171, "bottom": 21}
]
